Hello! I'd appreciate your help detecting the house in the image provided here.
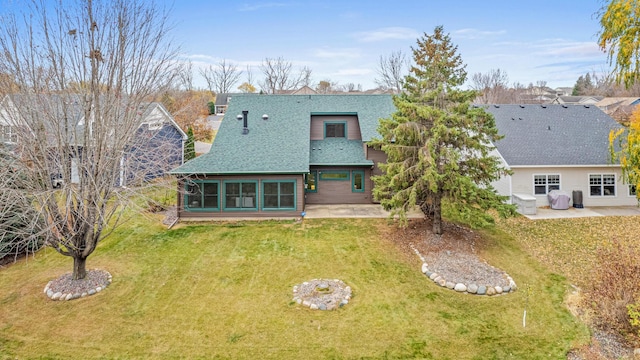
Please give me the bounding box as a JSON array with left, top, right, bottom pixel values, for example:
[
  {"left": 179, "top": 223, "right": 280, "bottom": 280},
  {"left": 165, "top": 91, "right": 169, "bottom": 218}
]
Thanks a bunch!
[
  {"left": 595, "top": 97, "right": 640, "bottom": 124},
  {"left": 170, "top": 95, "right": 634, "bottom": 220},
  {"left": 170, "top": 94, "right": 393, "bottom": 219},
  {"left": 550, "top": 95, "right": 604, "bottom": 105},
  {"left": 484, "top": 104, "right": 635, "bottom": 208},
  {"left": 0, "top": 95, "right": 186, "bottom": 186},
  {"left": 120, "top": 102, "right": 187, "bottom": 186}
]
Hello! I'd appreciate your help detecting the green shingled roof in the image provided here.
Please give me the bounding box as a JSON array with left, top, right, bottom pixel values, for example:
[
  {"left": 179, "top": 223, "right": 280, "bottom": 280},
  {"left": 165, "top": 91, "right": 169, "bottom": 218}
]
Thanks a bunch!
[
  {"left": 310, "top": 139, "right": 373, "bottom": 166},
  {"left": 171, "top": 94, "right": 394, "bottom": 175}
]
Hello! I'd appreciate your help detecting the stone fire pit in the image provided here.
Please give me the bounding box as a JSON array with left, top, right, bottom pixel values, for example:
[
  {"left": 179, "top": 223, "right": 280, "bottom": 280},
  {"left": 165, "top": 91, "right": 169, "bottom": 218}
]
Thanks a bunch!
[{"left": 292, "top": 279, "right": 351, "bottom": 310}]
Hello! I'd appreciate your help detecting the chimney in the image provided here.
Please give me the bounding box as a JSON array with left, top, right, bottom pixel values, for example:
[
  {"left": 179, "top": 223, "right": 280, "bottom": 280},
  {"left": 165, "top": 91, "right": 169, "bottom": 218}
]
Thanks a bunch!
[{"left": 237, "top": 110, "right": 249, "bottom": 135}]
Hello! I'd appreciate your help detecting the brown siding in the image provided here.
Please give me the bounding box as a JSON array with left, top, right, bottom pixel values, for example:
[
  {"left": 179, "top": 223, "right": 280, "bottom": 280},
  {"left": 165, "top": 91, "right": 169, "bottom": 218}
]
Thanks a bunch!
[
  {"left": 305, "top": 166, "right": 374, "bottom": 204},
  {"left": 177, "top": 174, "right": 305, "bottom": 219},
  {"left": 366, "top": 146, "right": 387, "bottom": 204},
  {"left": 310, "top": 115, "right": 361, "bottom": 140}
]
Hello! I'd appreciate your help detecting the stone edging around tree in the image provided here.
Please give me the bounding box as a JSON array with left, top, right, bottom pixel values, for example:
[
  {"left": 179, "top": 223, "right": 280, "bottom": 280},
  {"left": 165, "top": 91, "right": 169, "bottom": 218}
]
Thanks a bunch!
[
  {"left": 293, "top": 279, "right": 352, "bottom": 310},
  {"left": 411, "top": 245, "right": 517, "bottom": 296},
  {"left": 44, "top": 269, "right": 112, "bottom": 301}
]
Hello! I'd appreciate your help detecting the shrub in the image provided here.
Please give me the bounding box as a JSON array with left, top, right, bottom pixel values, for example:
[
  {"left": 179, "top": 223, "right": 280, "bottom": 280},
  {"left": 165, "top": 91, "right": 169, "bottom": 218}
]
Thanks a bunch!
[{"left": 584, "top": 237, "right": 640, "bottom": 344}]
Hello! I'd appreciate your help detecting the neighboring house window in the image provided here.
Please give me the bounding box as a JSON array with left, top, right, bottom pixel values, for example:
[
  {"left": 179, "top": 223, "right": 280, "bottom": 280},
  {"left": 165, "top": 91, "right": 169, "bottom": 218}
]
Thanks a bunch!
[
  {"left": 533, "top": 174, "right": 560, "bottom": 195},
  {"left": 590, "top": 174, "right": 616, "bottom": 196},
  {"left": 319, "top": 171, "right": 349, "bottom": 180},
  {"left": 1, "top": 125, "right": 17, "bottom": 143},
  {"left": 262, "top": 181, "right": 296, "bottom": 210},
  {"left": 352, "top": 170, "right": 365, "bottom": 192},
  {"left": 224, "top": 181, "right": 257, "bottom": 209},
  {"left": 629, "top": 185, "right": 636, "bottom": 196},
  {"left": 185, "top": 181, "right": 219, "bottom": 210},
  {"left": 325, "top": 122, "right": 346, "bottom": 138},
  {"left": 305, "top": 171, "right": 317, "bottom": 192}
]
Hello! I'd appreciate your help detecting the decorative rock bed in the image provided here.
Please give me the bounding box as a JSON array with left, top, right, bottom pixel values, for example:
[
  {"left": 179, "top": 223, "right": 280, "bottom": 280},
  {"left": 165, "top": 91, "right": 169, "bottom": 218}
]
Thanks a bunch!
[
  {"left": 411, "top": 245, "right": 517, "bottom": 296},
  {"left": 44, "top": 269, "right": 112, "bottom": 301},
  {"left": 293, "top": 279, "right": 351, "bottom": 310}
]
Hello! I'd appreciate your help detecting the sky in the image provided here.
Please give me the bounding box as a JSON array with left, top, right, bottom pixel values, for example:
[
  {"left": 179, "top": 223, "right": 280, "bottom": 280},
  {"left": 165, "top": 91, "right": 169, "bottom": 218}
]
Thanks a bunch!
[
  {"left": 0, "top": 0, "right": 612, "bottom": 92},
  {"left": 165, "top": 0, "right": 610, "bottom": 91}
]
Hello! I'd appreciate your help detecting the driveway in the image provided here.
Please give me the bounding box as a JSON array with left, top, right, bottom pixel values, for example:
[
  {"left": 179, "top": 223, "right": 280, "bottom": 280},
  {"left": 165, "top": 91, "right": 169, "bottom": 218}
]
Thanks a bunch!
[{"left": 524, "top": 206, "right": 640, "bottom": 220}]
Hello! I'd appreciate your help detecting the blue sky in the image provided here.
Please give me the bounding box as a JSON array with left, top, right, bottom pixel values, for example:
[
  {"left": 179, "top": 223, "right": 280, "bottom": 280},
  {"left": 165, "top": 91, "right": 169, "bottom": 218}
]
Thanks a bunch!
[
  {"left": 168, "top": 0, "right": 610, "bottom": 91},
  {"left": 0, "top": 0, "right": 611, "bottom": 91}
]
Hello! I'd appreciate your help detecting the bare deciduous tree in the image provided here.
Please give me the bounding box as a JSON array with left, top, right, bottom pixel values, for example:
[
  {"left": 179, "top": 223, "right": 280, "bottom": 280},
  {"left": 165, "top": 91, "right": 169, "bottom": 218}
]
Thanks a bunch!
[
  {"left": 177, "top": 60, "right": 194, "bottom": 91},
  {"left": 0, "top": 0, "right": 179, "bottom": 280},
  {"left": 375, "top": 50, "right": 408, "bottom": 94},
  {"left": 199, "top": 59, "right": 242, "bottom": 95},
  {"left": 470, "top": 69, "right": 511, "bottom": 104},
  {"left": 258, "top": 57, "right": 312, "bottom": 94}
]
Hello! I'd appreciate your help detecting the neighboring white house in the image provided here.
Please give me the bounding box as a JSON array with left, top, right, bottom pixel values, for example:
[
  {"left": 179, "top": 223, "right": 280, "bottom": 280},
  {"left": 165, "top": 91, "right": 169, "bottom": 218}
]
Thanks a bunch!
[{"left": 485, "top": 104, "right": 637, "bottom": 209}]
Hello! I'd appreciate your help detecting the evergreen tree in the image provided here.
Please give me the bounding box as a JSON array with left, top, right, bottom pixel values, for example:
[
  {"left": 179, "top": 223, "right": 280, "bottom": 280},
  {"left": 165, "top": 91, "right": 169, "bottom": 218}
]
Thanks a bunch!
[
  {"left": 372, "top": 26, "right": 516, "bottom": 235},
  {"left": 572, "top": 73, "right": 594, "bottom": 95},
  {"left": 184, "top": 127, "right": 196, "bottom": 161}
]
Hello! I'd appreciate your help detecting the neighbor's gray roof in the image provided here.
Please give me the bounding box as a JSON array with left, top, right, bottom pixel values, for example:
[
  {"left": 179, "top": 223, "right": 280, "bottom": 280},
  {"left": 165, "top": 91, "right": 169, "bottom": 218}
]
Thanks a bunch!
[
  {"left": 171, "top": 94, "right": 393, "bottom": 174},
  {"left": 484, "top": 104, "right": 623, "bottom": 166}
]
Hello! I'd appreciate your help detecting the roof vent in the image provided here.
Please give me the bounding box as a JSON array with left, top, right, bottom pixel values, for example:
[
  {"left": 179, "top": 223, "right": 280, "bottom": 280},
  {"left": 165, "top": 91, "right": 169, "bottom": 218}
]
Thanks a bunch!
[
  {"left": 562, "top": 104, "right": 568, "bottom": 108},
  {"left": 541, "top": 105, "right": 547, "bottom": 108},
  {"left": 493, "top": 105, "right": 500, "bottom": 108},
  {"left": 584, "top": 105, "right": 590, "bottom": 108},
  {"left": 548, "top": 126, "right": 551, "bottom": 130},
  {"left": 519, "top": 117, "right": 523, "bottom": 120},
  {"left": 237, "top": 110, "right": 249, "bottom": 135},
  {"left": 519, "top": 105, "right": 525, "bottom": 108},
  {"left": 262, "top": 114, "right": 269, "bottom": 120}
]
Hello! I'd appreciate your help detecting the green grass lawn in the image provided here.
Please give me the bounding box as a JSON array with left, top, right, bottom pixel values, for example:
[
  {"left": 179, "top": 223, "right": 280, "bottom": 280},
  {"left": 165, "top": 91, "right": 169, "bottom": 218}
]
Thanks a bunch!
[{"left": 0, "top": 215, "right": 588, "bottom": 359}]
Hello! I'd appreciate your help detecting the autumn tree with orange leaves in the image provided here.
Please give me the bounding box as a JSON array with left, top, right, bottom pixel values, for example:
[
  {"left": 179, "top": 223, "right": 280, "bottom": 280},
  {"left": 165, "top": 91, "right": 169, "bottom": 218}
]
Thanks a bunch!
[{"left": 598, "top": 0, "right": 640, "bottom": 88}]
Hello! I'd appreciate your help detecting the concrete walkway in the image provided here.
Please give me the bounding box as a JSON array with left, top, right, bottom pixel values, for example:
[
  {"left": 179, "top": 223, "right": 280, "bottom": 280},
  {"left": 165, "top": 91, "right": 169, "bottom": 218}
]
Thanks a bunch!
[
  {"left": 302, "top": 204, "right": 640, "bottom": 220},
  {"left": 303, "top": 204, "right": 423, "bottom": 219},
  {"left": 524, "top": 206, "right": 640, "bottom": 220}
]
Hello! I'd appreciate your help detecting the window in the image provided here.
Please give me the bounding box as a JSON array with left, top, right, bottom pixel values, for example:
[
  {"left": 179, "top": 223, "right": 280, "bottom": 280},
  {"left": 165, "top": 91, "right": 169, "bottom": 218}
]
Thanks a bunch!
[
  {"left": 533, "top": 174, "right": 560, "bottom": 195},
  {"left": 629, "top": 185, "right": 636, "bottom": 196},
  {"left": 224, "top": 181, "right": 257, "bottom": 209},
  {"left": 1, "top": 125, "right": 17, "bottom": 143},
  {"left": 590, "top": 174, "right": 616, "bottom": 196},
  {"left": 325, "top": 122, "right": 346, "bottom": 138},
  {"left": 185, "top": 181, "right": 219, "bottom": 210},
  {"left": 263, "top": 181, "right": 296, "bottom": 210},
  {"left": 352, "top": 170, "right": 365, "bottom": 192},
  {"left": 319, "top": 171, "right": 349, "bottom": 181},
  {"left": 305, "top": 171, "right": 317, "bottom": 192}
]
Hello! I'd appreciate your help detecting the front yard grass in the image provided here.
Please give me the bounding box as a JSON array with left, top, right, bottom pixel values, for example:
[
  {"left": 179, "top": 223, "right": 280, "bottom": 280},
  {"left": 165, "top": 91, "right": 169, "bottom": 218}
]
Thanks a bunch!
[{"left": 0, "top": 215, "right": 588, "bottom": 359}]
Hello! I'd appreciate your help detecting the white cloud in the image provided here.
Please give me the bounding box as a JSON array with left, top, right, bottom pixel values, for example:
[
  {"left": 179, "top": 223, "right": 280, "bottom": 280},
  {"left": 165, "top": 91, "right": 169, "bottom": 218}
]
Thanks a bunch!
[
  {"left": 453, "top": 28, "right": 506, "bottom": 39},
  {"left": 312, "top": 47, "right": 362, "bottom": 59},
  {"left": 238, "top": 2, "right": 289, "bottom": 11},
  {"left": 353, "top": 27, "right": 419, "bottom": 42},
  {"left": 334, "top": 68, "right": 374, "bottom": 76}
]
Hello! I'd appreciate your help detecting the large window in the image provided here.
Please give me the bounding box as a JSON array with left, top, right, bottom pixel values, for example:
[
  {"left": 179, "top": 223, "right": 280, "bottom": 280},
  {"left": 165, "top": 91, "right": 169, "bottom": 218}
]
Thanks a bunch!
[
  {"left": 352, "top": 170, "right": 365, "bottom": 192},
  {"left": 325, "top": 122, "right": 346, "bottom": 138},
  {"left": 590, "top": 174, "right": 616, "bottom": 196},
  {"left": 1, "top": 125, "right": 17, "bottom": 143},
  {"left": 305, "top": 171, "right": 317, "bottom": 192},
  {"left": 263, "top": 181, "right": 296, "bottom": 210},
  {"left": 185, "top": 181, "right": 219, "bottom": 210},
  {"left": 533, "top": 174, "right": 560, "bottom": 195},
  {"left": 224, "top": 181, "right": 257, "bottom": 209},
  {"left": 319, "top": 171, "right": 349, "bottom": 180}
]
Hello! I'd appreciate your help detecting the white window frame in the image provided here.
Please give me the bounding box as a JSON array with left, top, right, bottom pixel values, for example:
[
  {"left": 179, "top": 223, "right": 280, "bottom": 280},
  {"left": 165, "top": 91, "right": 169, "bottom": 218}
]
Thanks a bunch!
[
  {"left": 1, "top": 124, "right": 17, "bottom": 143},
  {"left": 589, "top": 173, "right": 616, "bottom": 197},
  {"left": 533, "top": 174, "right": 560, "bottom": 195}
]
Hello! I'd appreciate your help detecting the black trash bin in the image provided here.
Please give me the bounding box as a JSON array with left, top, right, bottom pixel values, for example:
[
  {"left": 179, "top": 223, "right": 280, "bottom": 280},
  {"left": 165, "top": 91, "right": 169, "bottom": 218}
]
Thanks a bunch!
[{"left": 572, "top": 190, "right": 583, "bottom": 208}]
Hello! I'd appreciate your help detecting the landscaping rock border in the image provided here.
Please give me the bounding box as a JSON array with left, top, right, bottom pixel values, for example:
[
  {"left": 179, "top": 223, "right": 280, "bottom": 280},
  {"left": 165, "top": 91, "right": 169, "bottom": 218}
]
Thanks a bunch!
[
  {"left": 44, "top": 269, "right": 112, "bottom": 301},
  {"left": 293, "top": 278, "right": 351, "bottom": 310},
  {"left": 411, "top": 245, "right": 517, "bottom": 296}
]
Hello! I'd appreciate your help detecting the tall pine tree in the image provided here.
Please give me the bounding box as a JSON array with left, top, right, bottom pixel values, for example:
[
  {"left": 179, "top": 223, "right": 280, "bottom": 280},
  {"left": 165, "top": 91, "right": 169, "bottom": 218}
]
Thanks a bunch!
[{"left": 372, "top": 26, "right": 515, "bottom": 235}]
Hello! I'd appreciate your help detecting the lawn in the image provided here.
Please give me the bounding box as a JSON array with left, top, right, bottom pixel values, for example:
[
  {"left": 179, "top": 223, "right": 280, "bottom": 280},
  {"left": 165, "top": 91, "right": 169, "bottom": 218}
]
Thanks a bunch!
[{"left": 0, "top": 214, "right": 589, "bottom": 359}]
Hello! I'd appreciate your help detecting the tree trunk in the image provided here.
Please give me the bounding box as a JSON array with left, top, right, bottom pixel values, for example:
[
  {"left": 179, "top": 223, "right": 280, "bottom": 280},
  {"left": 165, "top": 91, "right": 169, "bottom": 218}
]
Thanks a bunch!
[
  {"left": 432, "top": 195, "right": 442, "bottom": 235},
  {"left": 72, "top": 256, "right": 87, "bottom": 280}
]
